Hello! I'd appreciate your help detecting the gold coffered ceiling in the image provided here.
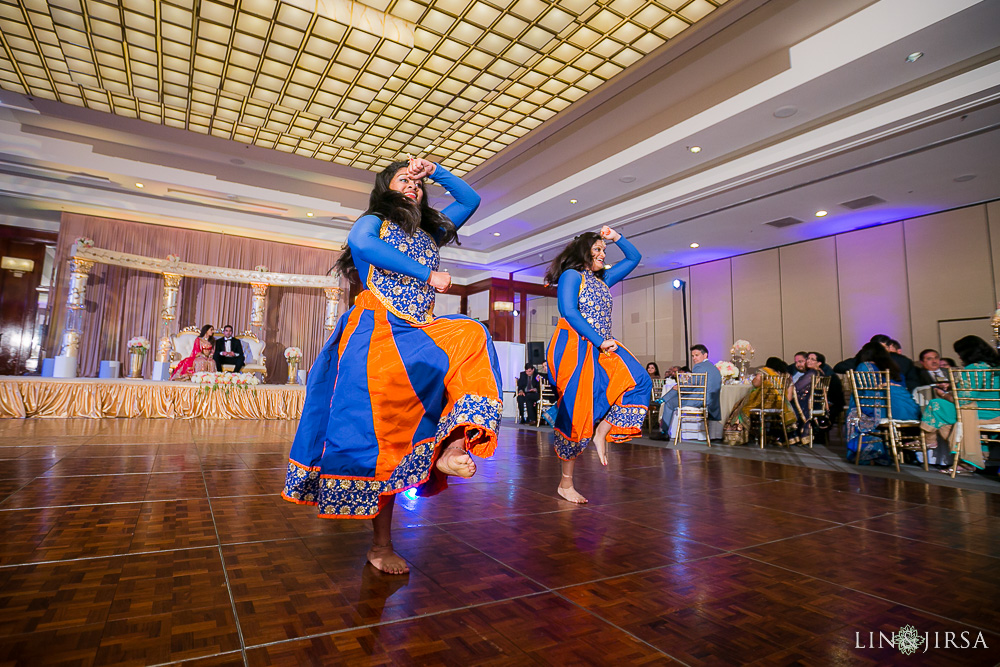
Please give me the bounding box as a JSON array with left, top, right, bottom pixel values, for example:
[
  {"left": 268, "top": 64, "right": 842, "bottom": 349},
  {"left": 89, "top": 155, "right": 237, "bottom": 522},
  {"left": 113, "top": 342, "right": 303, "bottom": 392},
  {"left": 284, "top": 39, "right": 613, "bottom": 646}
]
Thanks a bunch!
[{"left": 0, "top": 0, "right": 728, "bottom": 175}]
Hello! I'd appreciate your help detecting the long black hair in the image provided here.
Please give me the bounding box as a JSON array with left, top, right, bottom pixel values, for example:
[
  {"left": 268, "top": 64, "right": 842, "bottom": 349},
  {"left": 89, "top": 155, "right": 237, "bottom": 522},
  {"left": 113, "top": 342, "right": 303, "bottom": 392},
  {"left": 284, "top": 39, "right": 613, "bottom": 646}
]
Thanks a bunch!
[
  {"left": 953, "top": 335, "right": 1000, "bottom": 367},
  {"left": 199, "top": 324, "right": 214, "bottom": 341},
  {"left": 856, "top": 341, "right": 901, "bottom": 381},
  {"left": 335, "top": 160, "right": 460, "bottom": 284},
  {"left": 544, "top": 232, "right": 605, "bottom": 285}
]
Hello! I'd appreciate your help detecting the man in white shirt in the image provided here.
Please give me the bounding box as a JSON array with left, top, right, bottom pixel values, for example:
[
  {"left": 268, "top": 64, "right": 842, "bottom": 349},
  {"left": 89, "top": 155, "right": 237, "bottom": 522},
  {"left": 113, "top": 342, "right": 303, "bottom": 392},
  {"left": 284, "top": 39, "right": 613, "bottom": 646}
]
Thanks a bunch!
[{"left": 214, "top": 325, "right": 245, "bottom": 373}]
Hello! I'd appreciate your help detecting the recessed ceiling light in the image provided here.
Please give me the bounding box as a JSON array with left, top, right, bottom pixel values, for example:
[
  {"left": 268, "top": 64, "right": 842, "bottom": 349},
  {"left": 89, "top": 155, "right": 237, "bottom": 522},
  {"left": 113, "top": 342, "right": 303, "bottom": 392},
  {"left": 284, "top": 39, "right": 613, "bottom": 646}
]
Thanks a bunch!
[
  {"left": 135, "top": 182, "right": 144, "bottom": 188},
  {"left": 619, "top": 175, "right": 636, "bottom": 183},
  {"left": 905, "top": 51, "right": 924, "bottom": 63},
  {"left": 493, "top": 232, "right": 501, "bottom": 236},
  {"left": 569, "top": 198, "right": 578, "bottom": 204},
  {"left": 773, "top": 106, "right": 798, "bottom": 118},
  {"left": 306, "top": 212, "right": 314, "bottom": 217},
  {"left": 954, "top": 174, "right": 976, "bottom": 182},
  {"left": 815, "top": 210, "right": 828, "bottom": 217},
  {"left": 689, "top": 242, "right": 700, "bottom": 248},
  {"left": 688, "top": 146, "right": 701, "bottom": 153}
]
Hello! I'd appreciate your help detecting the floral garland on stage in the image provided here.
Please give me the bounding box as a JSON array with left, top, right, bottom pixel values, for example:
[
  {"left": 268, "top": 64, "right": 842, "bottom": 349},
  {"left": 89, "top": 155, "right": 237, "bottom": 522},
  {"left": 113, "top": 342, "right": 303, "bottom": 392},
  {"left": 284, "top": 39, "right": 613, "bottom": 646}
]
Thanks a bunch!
[{"left": 190, "top": 371, "right": 260, "bottom": 394}]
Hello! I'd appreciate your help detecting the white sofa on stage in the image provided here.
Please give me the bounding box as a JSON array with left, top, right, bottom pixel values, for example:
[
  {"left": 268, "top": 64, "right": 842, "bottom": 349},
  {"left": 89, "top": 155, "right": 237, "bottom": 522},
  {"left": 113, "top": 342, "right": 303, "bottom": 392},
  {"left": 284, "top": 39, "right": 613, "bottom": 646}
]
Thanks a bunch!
[{"left": 171, "top": 327, "right": 268, "bottom": 378}]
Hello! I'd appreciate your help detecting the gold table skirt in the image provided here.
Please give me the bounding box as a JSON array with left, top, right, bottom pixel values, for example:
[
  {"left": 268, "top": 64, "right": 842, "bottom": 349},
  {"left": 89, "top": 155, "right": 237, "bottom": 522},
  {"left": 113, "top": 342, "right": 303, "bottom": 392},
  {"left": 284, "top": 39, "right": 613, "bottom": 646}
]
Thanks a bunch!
[{"left": 0, "top": 377, "right": 305, "bottom": 420}]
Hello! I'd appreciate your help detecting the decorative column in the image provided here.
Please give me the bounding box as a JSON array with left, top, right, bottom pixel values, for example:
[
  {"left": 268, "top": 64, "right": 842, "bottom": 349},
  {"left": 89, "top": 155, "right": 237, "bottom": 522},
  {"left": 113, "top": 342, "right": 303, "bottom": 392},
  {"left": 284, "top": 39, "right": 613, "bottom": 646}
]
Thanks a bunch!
[
  {"left": 54, "top": 257, "right": 96, "bottom": 377},
  {"left": 250, "top": 282, "right": 269, "bottom": 328},
  {"left": 323, "top": 287, "right": 342, "bottom": 331},
  {"left": 152, "top": 272, "right": 182, "bottom": 380}
]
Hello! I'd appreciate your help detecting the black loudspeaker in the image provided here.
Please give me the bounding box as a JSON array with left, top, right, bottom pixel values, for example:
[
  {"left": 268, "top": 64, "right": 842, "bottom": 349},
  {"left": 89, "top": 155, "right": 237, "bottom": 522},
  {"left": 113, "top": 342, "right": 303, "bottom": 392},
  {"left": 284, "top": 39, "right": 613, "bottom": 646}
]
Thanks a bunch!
[{"left": 527, "top": 341, "right": 545, "bottom": 366}]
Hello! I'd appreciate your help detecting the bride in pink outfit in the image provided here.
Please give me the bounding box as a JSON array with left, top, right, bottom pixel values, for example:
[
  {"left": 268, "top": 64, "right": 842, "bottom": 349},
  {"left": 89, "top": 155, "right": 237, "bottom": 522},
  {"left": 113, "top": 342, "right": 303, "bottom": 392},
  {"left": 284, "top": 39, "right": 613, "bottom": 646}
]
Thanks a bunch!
[{"left": 170, "top": 324, "right": 215, "bottom": 380}]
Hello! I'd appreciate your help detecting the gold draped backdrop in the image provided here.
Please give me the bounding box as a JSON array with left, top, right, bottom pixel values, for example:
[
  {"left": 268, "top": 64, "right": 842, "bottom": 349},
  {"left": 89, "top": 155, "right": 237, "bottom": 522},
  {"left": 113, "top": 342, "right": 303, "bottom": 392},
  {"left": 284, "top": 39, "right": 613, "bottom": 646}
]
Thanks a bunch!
[
  {"left": 0, "top": 378, "right": 304, "bottom": 420},
  {"left": 47, "top": 214, "right": 348, "bottom": 382}
]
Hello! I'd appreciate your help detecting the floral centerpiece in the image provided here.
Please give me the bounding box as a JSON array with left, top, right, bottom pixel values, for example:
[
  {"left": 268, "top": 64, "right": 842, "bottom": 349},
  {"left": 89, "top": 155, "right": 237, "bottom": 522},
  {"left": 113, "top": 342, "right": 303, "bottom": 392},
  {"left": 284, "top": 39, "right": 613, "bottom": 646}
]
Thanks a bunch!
[
  {"left": 166, "top": 254, "right": 181, "bottom": 263},
  {"left": 716, "top": 360, "right": 739, "bottom": 384},
  {"left": 190, "top": 371, "right": 260, "bottom": 394},
  {"left": 127, "top": 336, "right": 151, "bottom": 352},
  {"left": 126, "top": 336, "right": 150, "bottom": 378},
  {"left": 730, "top": 339, "right": 755, "bottom": 380},
  {"left": 284, "top": 347, "right": 303, "bottom": 385},
  {"left": 75, "top": 237, "right": 95, "bottom": 249},
  {"left": 254, "top": 265, "right": 270, "bottom": 273}
]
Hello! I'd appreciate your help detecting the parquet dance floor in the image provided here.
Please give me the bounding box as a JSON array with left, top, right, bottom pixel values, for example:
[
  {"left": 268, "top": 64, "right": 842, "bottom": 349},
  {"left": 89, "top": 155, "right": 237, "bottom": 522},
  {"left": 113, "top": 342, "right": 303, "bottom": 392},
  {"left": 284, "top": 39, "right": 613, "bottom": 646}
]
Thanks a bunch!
[{"left": 0, "top": 418, "right": 998, "bottom": 665}]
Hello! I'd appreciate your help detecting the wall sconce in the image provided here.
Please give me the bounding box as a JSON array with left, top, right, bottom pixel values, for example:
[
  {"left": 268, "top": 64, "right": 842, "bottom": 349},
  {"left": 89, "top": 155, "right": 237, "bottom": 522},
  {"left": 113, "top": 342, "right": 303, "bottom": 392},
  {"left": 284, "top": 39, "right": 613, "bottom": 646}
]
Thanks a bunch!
[
  {"left": 2, "top": 256, "right": 35, "bottom": 274},
  {"left": 493, "top": 301, "right": 514, "bottom": 312}
]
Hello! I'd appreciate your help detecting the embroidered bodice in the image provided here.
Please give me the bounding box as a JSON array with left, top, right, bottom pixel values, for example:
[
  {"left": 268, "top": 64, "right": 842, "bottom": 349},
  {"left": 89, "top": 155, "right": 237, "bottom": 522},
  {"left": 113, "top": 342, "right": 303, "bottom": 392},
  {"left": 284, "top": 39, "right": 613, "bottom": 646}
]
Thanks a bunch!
[
  {"left": 367, "top": 220, "right": 440, "bottom": 323},
  {"left": 579, "top": 270, "right": 613, "bottom": 340}
]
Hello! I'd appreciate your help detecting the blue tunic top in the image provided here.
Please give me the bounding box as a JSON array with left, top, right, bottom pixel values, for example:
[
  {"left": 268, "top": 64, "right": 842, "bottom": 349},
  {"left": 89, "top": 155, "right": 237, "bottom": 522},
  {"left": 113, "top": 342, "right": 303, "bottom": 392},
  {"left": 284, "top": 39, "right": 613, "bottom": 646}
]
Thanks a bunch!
[
  {"left": 347, "top": 165, "right": 480, "bottom": 323},
  {"left": 556, "top": 236, "right": 641, "bottom": 346}
]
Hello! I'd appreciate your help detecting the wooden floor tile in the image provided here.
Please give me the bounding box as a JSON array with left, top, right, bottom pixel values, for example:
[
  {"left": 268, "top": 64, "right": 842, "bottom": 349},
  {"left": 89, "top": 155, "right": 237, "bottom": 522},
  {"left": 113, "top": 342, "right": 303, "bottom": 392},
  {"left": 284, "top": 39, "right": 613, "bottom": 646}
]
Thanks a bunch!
[
  {"left": 129, "top": 499, "right": 219, "bottom": 553},
  {"left": 0, "top": 474, "right": 152, "bottom": 509},
  {"left": 42, "top": 456, "right": 156, "bottom": 477},
  {"left": 144, "top": 472, "right": 209, "bottom": 501},
  {"left": 245, "top": 628, "right": 391, "bottom": 666},
  {"left": 210, "top": 495, "right": 300, "bottom": 544},
  {"left": 0, "top": 457, "right": 58, "bottom": 479},
  {"left": 592, "top": 494, "right": 839, "bottom": 550},
  {"left": 0, "top": 624, "right": 104, "bottom": 666},
  {"left": 741, "top": 525, "right": 1000, "bottom": 630},
  {"left": 203, "top": 469, "right": 270, "bottom": 497},
  {"left": 444, "top": 509, "right": 722, "bottom": 588},
  {"left": 222, "top": 538, "right": 364, "bottom": 645},
  {"left": 395, "top": 479, "right": 581, "bottom": 523}
]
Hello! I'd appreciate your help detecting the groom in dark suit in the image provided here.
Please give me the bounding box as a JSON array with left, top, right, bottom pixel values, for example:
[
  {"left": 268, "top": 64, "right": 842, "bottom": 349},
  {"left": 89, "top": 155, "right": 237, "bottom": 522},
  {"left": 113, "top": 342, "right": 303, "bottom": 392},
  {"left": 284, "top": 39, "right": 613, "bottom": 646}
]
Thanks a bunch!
[{"left": 214, "top": 325, "right": 245, "bottom": 372}]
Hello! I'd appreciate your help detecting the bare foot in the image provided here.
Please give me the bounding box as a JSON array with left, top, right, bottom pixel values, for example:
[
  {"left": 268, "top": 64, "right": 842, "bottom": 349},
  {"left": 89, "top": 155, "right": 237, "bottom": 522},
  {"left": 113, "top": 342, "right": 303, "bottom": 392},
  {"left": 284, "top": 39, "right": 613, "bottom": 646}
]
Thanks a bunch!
[
  {"left": 594, "top": 436, "right": 608, "bottom": 466},
  {"left": 367, "top": 543, "right": 410, "bottom": 574},
  {"left": 435, "top": 445, "right": 477, "bottom": 478},
  {"left": 557, "top": 480, "right": 588, "bottom": 504}
]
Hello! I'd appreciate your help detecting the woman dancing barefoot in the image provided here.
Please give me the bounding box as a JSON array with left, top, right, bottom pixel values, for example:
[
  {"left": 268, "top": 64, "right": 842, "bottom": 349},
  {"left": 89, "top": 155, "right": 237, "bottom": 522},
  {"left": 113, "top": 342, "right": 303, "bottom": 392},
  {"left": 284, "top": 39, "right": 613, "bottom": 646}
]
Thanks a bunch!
[
  {"left": 283, "top": 157, "right": 502, "bottom": 574},
  {"left": 544, "top": 226, "right": 650, "bottom": 504}
]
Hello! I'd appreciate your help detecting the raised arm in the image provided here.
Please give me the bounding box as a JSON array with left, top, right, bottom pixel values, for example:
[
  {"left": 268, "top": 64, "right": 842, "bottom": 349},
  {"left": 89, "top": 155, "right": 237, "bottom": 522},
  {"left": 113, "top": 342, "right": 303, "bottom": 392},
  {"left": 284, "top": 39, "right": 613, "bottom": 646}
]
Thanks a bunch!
[
  {"left": 557, "top": 270, "right": 606, "bottom": 347},
  {"left": 602, "top": 235, "right": 641, "bottom": 287},
  {"left": 348, "top": 214, "right": 432, "bottom": 283},
  {"left": 430, "top": 164, "right": 481, "bottom": 231}
]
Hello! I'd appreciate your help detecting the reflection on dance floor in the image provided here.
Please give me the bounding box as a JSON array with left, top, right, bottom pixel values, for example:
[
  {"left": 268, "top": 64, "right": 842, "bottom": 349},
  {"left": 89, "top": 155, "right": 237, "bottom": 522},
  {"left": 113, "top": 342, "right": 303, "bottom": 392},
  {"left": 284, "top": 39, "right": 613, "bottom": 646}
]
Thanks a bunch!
[{"left": 0, "top": 418, "right": 998, "bottom": 664}]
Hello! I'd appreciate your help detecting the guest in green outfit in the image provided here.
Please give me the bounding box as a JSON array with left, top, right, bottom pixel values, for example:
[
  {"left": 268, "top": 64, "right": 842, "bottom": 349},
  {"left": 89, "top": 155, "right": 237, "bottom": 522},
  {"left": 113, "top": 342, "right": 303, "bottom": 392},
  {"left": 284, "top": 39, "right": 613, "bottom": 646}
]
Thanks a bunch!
[{"left": 921, "top": 335, "right": 1000, "bottom": 474}]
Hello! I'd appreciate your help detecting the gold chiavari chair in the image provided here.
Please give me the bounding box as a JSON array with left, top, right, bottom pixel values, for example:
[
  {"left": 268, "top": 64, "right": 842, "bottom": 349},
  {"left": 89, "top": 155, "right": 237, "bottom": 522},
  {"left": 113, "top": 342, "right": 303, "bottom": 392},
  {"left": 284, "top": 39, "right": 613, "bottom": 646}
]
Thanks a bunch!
[
  {"left": 672, "top": 372, "right": 710, "bottom": 447},
  {"left": 535, "top": 377, "right": 558, "bottom": 427},
  {"left": 646, "top": 378, "right": 665, "bottom": 431},
  {"left": 946, "top": 367, "right": 1000, "bottom": 478},
  {"left": 799, "top": 374, "right": 833, "bottom": 448},
  {"left": 848, "top": 369, "right": 926, "bottom": 472},
  {"left": 751, "top": 372, "right": 791, "bottom": 448}
]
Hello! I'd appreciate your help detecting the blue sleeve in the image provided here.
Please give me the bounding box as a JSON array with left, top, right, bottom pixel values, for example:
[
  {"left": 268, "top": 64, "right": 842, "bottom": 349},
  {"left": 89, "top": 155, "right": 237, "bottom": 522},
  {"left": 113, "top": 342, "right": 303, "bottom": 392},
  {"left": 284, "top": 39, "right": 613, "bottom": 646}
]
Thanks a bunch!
[
  {"left": 431, "top": 164, "right": 480, "bottom": 231},
  {"left": 347, "top": 214, "right": 432, "bottom": 283},
  {"left": 601, "top": 235, "right": 641, "bottom": 287},
  {"left": 557, "top": 271, "right": 606, "bottom": 347}
]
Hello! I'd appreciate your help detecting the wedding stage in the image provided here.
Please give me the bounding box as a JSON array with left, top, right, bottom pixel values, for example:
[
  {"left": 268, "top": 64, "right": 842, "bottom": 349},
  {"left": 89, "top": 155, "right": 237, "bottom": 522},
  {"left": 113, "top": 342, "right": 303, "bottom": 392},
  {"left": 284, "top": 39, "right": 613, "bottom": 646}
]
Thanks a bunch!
[{"left": 0, "top": 376, "right": 305, "bottom": 420}]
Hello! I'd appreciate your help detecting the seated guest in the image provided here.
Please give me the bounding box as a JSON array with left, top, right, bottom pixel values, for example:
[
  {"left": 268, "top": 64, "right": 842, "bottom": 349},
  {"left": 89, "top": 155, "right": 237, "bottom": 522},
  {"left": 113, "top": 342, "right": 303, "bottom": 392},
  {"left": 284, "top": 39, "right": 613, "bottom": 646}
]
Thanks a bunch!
[
  {"left": 646, "top": 362, "right": 660, "bottom": 379},
  {"left": 845, "top": 342, "right": 921, "bottom": 465},
  {"left": 788, "top": 358, "right": 817, "bottom": 445},
  {"left": 789, "top": 352, "right": 808, "bottom": 382},
  {"left": 940, "top": 357, "right": 957, "bottom": 370},
  {"left": 171, "top": 324, "right": 215, "bottom": 380},
  {"left": 214, "top": 325, "right": 245, "bottom": 373},
  {"left": 921, "top": 335, "right": 1000, "bottom": 474},
  {"left": 516, "top": 363, "right": 541, "bottom": 424},
  {"left": 723, "top": 357, "right": 796, "bottom": 445},
  {"left": 917, "top": 349, "right": 948, "bottom": 387},
  {"left": 808, "top": 350, "right": 844, "bottom": 422},
  {"left": 660, "top": 344, "right": 722, "bottom": 438},
  {"left": 872, "top": 333, "right": 920, "bottom": 391}
]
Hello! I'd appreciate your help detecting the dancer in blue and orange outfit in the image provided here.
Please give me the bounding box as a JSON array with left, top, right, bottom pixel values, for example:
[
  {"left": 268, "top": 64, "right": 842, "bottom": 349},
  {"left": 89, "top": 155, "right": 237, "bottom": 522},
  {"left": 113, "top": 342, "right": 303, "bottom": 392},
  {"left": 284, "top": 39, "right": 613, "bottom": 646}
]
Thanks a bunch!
[
  {"left": 544, "top": 226, "right": 650, "bottom": 504},
  {"left": 282, "top": 157, "right": 502, "bottom": 574}
]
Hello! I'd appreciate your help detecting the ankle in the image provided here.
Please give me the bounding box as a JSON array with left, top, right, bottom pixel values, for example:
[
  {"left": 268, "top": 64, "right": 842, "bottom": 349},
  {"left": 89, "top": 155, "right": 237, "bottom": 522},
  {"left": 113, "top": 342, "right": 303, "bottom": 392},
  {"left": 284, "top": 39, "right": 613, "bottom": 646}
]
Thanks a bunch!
[{"left": 371, "top": 540, "right": 393, "bottom": 549}]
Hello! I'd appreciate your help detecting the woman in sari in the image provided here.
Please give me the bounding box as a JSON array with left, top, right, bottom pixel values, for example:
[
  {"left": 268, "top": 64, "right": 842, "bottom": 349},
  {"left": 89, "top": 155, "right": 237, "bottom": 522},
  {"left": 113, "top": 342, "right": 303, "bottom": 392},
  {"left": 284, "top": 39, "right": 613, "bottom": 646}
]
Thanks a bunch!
[
  {"left": 921, "top": 335, "right": 1000, "bottom": 474},
  {"left": 282, "top": 157, "right": 501, "bottom": 575},
  {"left": 787, "top": 363, "right": 817, "bottom": 445},
  {"left": 723, "top": 357, "right": 796, "bottom": 445},
  {"left": 544, "top": 226, "right": 650, "bottom": 504},
  {"left": 170, "top": 325, "right": 215, "bottom": 380},
  {"left": 845, "top": 342, "right": 921, "bottom": 465}
]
